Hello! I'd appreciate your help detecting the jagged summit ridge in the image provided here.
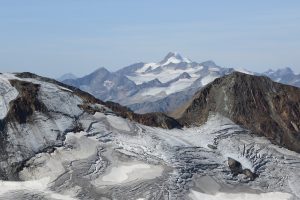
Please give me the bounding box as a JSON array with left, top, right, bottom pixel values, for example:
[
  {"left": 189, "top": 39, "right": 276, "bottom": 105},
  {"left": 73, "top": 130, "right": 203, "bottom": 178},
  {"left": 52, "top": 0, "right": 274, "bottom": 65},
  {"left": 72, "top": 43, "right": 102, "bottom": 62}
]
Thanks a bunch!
[{"left": 159, "top": 52, "right": 192, "bottom": 65}]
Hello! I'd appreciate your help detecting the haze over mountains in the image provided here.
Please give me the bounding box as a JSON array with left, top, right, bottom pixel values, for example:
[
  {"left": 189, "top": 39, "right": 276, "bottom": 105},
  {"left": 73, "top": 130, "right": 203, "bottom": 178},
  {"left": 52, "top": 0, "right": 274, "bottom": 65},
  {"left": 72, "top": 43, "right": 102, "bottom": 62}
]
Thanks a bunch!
[{"left": 61, "top": 52, "right": 300, "bottom": 114}]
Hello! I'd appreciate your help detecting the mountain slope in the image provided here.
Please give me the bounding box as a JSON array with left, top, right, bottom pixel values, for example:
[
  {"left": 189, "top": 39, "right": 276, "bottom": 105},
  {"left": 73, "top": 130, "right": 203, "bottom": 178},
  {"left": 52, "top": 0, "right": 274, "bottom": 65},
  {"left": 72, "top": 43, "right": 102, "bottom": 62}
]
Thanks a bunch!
[
  {"left": 178, "top": 72, "right": 300, "bottom": 152},
  {"left": 1, "top": 72, "right": 300, "bottom": 199},
  {"left": 0, "top": 73, "right": 180, "bottom": 180}
]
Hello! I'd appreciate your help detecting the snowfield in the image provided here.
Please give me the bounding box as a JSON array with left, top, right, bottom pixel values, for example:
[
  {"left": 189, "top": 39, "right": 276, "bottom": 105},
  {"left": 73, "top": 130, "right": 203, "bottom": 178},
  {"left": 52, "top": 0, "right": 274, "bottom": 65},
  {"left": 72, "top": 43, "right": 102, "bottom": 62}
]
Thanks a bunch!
[
  {"left": 0, "top": 73, "right": 299, "bottom": 199},
  {"left": 98, "top": 162, "right": 163, "bottom": 184}
]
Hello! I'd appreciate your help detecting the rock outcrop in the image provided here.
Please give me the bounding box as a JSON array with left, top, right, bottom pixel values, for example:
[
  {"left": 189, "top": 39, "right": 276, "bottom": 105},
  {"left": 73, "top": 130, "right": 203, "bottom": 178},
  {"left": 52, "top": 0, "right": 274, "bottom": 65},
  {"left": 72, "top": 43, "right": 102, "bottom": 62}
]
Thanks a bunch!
[
  {"left": 228, "top": 157, "right": 256, "bottom": 181},
  {"left": 178, "top": 72, "right": 300, "bottom": 153}
]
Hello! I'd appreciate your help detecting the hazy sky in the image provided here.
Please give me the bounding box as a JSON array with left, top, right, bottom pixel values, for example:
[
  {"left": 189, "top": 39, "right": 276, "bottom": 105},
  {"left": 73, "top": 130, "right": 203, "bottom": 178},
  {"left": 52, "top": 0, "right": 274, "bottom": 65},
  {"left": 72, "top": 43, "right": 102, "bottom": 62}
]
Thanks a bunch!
[{"left": 0, "top": 0, "right": 299, "bottom": 78}]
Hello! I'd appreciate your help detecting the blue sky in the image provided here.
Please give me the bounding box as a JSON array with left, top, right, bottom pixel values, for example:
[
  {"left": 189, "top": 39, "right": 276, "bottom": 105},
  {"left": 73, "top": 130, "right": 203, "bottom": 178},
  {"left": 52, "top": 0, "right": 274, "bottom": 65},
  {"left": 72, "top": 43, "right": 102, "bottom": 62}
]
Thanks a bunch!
[{"left": 0, "top": 0, "right": 299, "bottom": 77}]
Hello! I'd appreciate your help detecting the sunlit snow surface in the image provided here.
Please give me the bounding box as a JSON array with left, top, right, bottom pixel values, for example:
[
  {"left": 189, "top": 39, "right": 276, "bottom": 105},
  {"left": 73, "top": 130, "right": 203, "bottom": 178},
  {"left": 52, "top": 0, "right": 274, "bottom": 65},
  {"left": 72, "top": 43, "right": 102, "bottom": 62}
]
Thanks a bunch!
[
  {"left": 189, "top": 190, "right": 292, "bottom": 200},
  {"left": 0, "top": 74, "right": 299, "bottom": 199}
]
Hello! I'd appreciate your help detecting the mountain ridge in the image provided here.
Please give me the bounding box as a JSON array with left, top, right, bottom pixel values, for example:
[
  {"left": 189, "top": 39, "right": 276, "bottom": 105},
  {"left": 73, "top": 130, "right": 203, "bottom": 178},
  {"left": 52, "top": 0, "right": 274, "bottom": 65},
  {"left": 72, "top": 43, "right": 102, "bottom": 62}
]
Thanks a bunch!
[{"left": 178, "top": 72, "right": 300, "bottom": 153}]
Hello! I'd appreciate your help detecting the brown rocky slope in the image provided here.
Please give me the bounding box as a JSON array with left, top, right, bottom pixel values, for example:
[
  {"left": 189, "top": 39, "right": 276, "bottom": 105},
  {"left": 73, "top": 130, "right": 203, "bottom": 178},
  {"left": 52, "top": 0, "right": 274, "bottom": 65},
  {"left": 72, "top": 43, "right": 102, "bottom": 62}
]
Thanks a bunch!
[{"left": 178, "top": 72, "right": 300, "bottom": 153}]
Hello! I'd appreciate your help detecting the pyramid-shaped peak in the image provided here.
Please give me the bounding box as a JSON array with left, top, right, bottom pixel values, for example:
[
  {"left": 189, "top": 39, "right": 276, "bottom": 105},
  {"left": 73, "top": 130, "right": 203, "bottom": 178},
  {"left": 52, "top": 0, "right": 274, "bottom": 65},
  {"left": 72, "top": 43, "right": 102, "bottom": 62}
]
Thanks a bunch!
[
  {"left": 160, "top": 52, "right": 191, "bottom": 65},
  {"left": 165, "top": 52, "right": 183, "bottom": 59}
]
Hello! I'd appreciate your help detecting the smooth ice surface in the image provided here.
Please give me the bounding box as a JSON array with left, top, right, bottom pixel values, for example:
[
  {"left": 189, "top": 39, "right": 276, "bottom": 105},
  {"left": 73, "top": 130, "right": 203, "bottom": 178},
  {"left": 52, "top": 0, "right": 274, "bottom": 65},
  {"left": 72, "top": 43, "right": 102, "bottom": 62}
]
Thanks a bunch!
[
  {"left": 189, "top": 190, "right": 292, "bottom": 200},
  {"left": 0, "top": 178, "right": 77, "bottom": 200},
  {"left": 101, "top": 162, "right": 163, "bottom": 184},
  {"left": 106, "top": 114, "right": 131, "bottom": 131}
]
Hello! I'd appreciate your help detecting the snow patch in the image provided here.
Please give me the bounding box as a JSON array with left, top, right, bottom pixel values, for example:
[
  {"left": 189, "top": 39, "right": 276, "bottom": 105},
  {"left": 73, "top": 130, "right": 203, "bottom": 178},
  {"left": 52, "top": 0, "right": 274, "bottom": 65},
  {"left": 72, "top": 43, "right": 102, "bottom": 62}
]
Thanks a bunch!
[
  {"left": 201, "top": 74, "right": 219, "bottom": 86},
  {"left": 106, "top": 114, "right": 131, "bottom": 131},
  {"left": 235, "top": 68, "right": 254, "bottom": 75},
  {"left": 103, "top": 80, "right": 114, "bottom": 89},
  {"left": 95, "top": 162, "right": 163, "bottom": 185},
  {"left": 136, "top": 63, "right": 159, "bottom": 73},
  {"left": 140, "top": 77, "right": 197, "bottom": 96}
]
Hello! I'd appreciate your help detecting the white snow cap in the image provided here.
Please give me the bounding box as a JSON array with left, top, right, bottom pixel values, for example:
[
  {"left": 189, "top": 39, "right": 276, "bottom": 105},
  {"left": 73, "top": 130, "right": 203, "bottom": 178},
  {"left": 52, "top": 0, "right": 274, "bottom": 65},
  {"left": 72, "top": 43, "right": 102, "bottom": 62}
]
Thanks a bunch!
[{"left": 160, "top": 52, "right": 192, "bottom": 65}]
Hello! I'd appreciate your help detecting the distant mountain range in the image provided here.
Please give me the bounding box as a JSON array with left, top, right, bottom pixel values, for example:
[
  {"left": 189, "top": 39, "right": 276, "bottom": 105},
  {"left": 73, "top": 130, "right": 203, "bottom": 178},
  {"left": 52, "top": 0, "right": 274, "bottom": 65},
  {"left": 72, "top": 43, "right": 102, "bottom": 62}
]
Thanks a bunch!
[{"left": 60, "top": 52, "right": 300, "bottom": 114}]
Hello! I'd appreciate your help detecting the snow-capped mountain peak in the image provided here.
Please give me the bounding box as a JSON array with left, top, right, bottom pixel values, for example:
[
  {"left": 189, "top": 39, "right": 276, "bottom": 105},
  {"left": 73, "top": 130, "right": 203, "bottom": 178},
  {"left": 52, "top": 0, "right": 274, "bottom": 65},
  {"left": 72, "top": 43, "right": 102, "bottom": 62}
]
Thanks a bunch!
[
  {"left": 62, "top": 53, "right": 300, "bottom": 115},
  {"left": 160, "top": 52, "right": 192, "bottom": 66}
]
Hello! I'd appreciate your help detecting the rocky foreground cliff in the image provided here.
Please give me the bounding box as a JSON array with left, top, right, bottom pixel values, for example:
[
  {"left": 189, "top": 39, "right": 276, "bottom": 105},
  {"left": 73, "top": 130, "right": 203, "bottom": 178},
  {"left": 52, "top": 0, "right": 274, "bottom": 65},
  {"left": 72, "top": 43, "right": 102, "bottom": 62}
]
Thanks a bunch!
[{"left": 178, "top": 72, "right": 300, "bottom": 153}]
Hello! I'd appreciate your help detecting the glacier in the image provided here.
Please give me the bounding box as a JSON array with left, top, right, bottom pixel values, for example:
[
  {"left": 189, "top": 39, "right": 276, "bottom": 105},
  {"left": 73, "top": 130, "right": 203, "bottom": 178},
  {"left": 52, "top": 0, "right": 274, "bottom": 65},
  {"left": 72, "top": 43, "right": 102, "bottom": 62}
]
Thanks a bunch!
[{"left": 0, "top": 73, "right": 299, "bottom": 199}]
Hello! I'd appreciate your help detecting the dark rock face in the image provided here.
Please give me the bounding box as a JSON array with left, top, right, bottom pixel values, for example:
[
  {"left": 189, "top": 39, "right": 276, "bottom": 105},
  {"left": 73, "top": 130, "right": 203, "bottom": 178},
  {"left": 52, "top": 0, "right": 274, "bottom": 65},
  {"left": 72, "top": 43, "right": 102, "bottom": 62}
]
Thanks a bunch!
[
  {"left": 228, "top": 157, "right": 243, "bottom": 176},
  {"left": 243, "top": 169, "right": 256, "bottom": 181},
  {"left": 8, "top": 80, "right": 48, "bottom": 123},
  {"left": 105, "top": 101, "right": 182, "bottom": 129},
  {"left": 228, "top": 158, "right": 256, "bottom": 181},
  {"left": 179, "top": 72, "right": 300, "bottom": 153}
]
